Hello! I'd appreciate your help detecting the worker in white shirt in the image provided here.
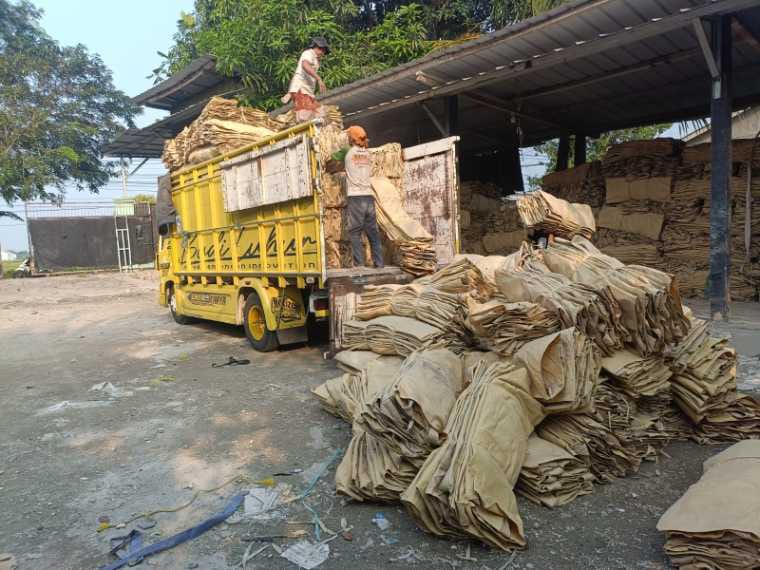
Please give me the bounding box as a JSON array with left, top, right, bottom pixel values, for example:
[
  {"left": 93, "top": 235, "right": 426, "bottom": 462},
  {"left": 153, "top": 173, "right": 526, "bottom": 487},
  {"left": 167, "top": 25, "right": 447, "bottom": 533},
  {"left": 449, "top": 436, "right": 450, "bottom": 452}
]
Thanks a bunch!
[
  {"left": 344, "top": 126, "right": 384, "bottom": 268},
  {"left": 282, "top": 37, "right": 329, "bottom": 122}
]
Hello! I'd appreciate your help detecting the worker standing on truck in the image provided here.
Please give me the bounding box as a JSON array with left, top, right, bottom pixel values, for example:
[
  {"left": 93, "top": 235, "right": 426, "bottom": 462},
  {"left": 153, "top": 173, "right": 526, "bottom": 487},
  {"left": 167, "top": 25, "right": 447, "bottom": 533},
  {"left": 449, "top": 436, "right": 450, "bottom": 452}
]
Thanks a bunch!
[
  {"left": 345, "top": 126, "right": 384, "bottom": 268},
  {"left": 282, "top": 37, "right": 330, "bottom": 122}
]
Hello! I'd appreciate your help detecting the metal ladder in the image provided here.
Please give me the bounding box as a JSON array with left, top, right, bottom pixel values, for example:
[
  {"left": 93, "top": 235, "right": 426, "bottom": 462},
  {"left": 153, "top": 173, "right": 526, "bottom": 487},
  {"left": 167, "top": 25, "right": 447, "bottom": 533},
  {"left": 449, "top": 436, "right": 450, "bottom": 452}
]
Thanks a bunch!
[{"left": 114, "top": 213, "right": 133, "bottom": 272}]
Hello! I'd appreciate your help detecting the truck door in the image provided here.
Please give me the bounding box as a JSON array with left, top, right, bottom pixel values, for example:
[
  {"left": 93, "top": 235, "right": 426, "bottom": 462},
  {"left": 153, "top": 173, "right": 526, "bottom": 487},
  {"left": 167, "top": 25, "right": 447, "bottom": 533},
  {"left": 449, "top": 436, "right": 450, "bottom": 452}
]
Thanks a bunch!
[{"left": 401, "top": 136, "right": 460, "bottom": 266}]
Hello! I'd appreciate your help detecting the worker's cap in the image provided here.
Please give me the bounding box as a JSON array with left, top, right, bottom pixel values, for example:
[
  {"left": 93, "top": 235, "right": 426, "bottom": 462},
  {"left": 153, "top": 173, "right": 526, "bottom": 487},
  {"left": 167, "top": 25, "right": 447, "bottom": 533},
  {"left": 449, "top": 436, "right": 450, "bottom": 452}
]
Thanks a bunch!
[
  {"left": 310, "top": 37, "right": 330, "bottom": 54},
  {"left": 346, "top": 126, "right": 368, "bottom": 146}
]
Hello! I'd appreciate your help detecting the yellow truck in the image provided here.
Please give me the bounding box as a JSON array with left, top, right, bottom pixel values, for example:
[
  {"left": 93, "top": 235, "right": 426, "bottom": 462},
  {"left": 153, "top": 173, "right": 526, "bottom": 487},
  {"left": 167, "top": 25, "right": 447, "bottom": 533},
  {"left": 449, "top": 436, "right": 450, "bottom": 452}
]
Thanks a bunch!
[{"left": 156, "top": 120, "right": 459, "bottom": 352}]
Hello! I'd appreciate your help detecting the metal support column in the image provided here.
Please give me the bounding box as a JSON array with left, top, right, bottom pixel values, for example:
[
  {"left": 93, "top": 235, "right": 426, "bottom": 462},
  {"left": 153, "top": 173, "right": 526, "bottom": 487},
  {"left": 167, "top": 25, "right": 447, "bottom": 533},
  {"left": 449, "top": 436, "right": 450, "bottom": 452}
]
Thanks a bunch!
[
  {"left": 574, "top": 133, "right": 587, "bottom": 166},
  {"left": 708, "top": 15, "right": 733, "bottom": 320},
  {"left": 503, "top": 122, "right": 524, "bottom": 193},
  {"left": 556, "top": 134, "right": 570, "bottom": 171},
  {"left": 446, "top": 95, "right": 459, "bottom": 136}
]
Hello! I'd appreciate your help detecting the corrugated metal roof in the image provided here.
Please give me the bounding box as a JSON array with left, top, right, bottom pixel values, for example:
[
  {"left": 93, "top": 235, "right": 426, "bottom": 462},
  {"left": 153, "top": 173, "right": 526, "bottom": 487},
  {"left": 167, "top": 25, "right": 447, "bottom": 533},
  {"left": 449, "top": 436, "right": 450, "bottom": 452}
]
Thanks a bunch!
[
  {"left": 314, "top": 0, "right": 760, "bottom": 150},
  {"left": 109, "top": 0, "right": 760, "bottom": 157},
  {"left": 134, "top": 56, "right": 227, "bottom": 111},
  {"left": 104, "top": 100, "right": 209, "bottom": 158}
]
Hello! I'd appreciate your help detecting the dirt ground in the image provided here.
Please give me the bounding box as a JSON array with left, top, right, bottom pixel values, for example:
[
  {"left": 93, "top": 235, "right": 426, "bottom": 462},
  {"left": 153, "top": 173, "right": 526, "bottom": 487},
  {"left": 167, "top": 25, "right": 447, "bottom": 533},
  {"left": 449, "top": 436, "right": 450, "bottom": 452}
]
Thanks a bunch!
[{"left": 1, "top": 271, "right": 759, "bottom": 570}]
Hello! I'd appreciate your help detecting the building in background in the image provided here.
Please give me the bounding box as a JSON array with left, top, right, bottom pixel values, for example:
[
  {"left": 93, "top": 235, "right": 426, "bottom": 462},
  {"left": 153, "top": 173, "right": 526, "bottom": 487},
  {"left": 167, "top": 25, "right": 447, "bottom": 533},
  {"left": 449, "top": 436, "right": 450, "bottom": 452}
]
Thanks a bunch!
[
  {"left": 1, "top": 249, "right": 20, "bottom": 262},
  {"left": 684, "top": 107, "right": 760, "bottom": 145}
]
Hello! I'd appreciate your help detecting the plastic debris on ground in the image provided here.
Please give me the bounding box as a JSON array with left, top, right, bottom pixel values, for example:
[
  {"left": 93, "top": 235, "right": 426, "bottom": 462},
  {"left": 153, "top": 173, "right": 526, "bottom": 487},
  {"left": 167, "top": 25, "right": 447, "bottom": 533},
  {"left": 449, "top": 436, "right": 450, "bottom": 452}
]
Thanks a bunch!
[
  {"left": 280, "top": 540, "right": 330, "bottom": 570},
  {"left": 90, "top": 382, "right": 134, "bottom": 399},
  {"left": 0, "top": 553, "right": 16, "bottom": 570},
  {"left": 371, "top": 512, "right": 390, "bottom": 531}
]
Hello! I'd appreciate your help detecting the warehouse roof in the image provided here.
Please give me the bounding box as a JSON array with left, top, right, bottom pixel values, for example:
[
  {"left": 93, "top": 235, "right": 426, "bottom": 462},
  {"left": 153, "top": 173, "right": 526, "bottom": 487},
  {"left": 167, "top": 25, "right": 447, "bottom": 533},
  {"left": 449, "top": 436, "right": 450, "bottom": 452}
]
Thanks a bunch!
[
  {"left": 133, "top": 55, "right": 226, "bottom": 111},
  {"left": 103, "top": 100, "right": 210, "bottom": 157},
  {"left": 105, "top": 56, "right": 242, "bottom": 157},
  {"left": 107, "top": 0, "right": 760, "bottom": 157},
  {"left": 317, "top": 0, "right": 760, "bottom": 150}
]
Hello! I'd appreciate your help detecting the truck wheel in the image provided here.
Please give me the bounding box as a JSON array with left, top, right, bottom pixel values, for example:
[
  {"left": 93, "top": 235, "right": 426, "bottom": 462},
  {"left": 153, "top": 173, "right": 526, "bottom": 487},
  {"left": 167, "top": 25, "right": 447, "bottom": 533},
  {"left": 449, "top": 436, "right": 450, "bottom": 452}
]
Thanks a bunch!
[
  {"left": 168, "top": 287, "right": 193, "bottom": 325},
  {"left": 243, "top": 293, "right": 279, "bottom": 352}
]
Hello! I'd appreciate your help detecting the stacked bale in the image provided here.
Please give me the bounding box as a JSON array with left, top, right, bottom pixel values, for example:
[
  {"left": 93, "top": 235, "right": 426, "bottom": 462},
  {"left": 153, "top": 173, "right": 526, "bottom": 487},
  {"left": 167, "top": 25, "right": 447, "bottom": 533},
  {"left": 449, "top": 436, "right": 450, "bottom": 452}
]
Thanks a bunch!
[
  {"left": 535, "top": 138, "right": 760, "bottom": 301},
  {"left": 161, "top": 97, "right": 282, "bottom": 170},
  {"left": 458, "top": 180, "right": 524, "bottom": 255},
  {"left": 314, "top": 177, "right": 760, "bottom": 555}
]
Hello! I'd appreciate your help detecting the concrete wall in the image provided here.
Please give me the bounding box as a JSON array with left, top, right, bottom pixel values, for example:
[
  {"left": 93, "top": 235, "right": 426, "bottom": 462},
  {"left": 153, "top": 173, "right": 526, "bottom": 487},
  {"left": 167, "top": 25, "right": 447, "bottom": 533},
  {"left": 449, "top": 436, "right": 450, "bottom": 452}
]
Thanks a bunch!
[{"left": 29, "top": 211, "right": 155, "bottom": 271}]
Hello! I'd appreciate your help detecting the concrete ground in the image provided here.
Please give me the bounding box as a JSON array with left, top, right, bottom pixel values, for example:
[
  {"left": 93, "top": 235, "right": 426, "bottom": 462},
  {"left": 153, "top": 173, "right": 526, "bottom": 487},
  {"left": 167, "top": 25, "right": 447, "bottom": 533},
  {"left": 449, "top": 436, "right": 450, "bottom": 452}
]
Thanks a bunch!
[{"left": 0, "top": 271, "right": 758, "bottom": 570}]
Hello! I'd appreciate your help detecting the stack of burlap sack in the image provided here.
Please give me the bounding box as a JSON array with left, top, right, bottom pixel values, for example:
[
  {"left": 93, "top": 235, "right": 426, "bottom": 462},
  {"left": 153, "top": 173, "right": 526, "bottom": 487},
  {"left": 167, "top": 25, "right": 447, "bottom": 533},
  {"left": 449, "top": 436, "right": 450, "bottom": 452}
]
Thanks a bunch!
[
  {"left": 532, "top": 137, "right": 760, "bottom": 301},
  {"left": 371, "top": 177, "right": 436, "bottom": 276},
  {"left": 354, "top": 283, "right": 468, "bottom": 342},
  {"left": 313, "top": 224, "right": 760, "bottom": 553},
  {"left": 516, "top": 190, "right": 596, "bottom": 240},
  {"left": 458, "top": 180, "right": 525, "bottom": 255},
  {"left": 163, "top": 96, "right": 345, "bottom": 171},
  {"left": 540, "top": 162, "right": 606, "bottom": 208},
  {"left": 162, "top": 97, "right": 282, "bottom": 170},
  {"left": 341, "top": 315, "right": 450, "bottom": 356},
  {"left": 658, "top": 440, "right": 760, "bottom": 569},
  {"left": 515, "top": 434, "right": 595, "bottom": 508}
]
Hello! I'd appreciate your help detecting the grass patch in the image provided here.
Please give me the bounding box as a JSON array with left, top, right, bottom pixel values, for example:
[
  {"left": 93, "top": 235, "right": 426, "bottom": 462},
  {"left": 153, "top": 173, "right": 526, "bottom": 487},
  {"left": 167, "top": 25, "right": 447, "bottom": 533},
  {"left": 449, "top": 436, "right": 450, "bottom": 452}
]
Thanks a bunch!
[{"left": 2, "top": 260, "right": 22, "bottom": 278}]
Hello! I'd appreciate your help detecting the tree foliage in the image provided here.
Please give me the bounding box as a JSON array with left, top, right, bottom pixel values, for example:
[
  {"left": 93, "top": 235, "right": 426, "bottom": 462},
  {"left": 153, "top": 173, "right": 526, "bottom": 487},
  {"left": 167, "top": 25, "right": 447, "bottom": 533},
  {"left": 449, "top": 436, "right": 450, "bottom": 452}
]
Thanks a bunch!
[
  {"left": 154, "top": 0, "right": 577, "bottom": 109},
  {"left": 0, "top": 0, "right": 137, "bottom": 218},
  {"left": 158, "top": 0, "right": 668, "bottom": 176}
]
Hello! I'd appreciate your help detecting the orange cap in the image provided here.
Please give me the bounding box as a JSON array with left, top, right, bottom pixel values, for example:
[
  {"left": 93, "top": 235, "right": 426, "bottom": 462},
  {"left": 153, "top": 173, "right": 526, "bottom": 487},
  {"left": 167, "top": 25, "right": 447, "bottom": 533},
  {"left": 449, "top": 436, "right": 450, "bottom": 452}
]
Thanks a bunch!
[{"left": 346, "top": 125, "right": 368, "bottom": 147}]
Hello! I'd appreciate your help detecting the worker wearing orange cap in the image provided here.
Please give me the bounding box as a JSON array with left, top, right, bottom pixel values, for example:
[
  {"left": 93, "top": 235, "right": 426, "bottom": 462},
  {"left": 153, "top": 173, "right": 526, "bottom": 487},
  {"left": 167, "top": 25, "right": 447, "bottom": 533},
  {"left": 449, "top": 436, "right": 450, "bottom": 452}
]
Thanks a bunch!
[{"left": 345, "top": 126, "right": 384, "bottom": 268}]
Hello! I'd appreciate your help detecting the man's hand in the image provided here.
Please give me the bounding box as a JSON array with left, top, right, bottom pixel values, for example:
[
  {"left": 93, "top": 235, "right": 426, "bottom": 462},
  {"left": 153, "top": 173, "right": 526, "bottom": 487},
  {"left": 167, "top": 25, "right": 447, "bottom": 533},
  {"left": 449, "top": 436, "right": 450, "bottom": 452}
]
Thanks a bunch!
[{"left": 318, "top": 78, "right": 327, "bottom": 93}]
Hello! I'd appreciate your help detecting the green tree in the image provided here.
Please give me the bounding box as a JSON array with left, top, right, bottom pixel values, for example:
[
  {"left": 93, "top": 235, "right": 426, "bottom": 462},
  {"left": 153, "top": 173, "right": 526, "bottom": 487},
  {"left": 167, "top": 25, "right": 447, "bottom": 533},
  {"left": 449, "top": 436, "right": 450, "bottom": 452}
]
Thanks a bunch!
[
  {"left": 0, "top": 0, "right": 138, "bottom": 219},
  {"left": 155, "top": 0, "right": 432, "bottom": 110},
  {"left": 542, "top": 125, "right": 673, "bottom": 170},
  {"left": 157, "top": 0, "right": 668, "bottom": 169},
  {"left": 131, "top": 193, "right": 157, "bottom": 204}
]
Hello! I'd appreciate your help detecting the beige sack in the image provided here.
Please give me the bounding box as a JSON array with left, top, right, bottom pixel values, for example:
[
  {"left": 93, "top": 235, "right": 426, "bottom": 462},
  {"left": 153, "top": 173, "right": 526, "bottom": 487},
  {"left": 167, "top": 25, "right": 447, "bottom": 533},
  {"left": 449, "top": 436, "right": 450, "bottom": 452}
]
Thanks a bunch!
[
  {"left": 356, "top": 348, "right": 465, "bottom": 465},
  {"left": 402, "top": 361, "right": 544, "bottom": 550},
  {"left": 657, "top": 440, "right": 760, "bottom": 570},
  {"left": 598, "top": 206, "right": 664, "bottom": 241},
  {"left": 602, "top": 350, "right": 672, "bottom": 398},
  {"left": 312, "top": 356, "right": 404, "bottom": 422},
  {"left": 514, "top": 328, "right": 601, "bottom": 414},
  {"left": 516, "top": 434, "right": 594, "bottom": 508}
]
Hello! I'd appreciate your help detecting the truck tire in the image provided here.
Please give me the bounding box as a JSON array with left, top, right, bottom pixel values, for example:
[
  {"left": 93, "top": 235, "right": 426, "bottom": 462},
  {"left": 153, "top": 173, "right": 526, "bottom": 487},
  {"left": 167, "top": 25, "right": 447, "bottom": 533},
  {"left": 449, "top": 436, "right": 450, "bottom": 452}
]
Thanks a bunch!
[
  {"left": 243, "top": 293, "right": 279, "bottom": 352},
  {"left": 168, "top": 287, "right": 193, "bottom": 325}
]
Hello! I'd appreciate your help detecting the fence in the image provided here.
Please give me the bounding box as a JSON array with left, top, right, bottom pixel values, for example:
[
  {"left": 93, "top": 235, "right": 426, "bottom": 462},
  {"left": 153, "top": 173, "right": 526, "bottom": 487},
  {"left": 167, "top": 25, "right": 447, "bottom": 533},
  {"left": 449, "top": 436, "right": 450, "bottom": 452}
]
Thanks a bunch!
[{"left": 26, "top": 201, "right": 156, "bottom": 272}]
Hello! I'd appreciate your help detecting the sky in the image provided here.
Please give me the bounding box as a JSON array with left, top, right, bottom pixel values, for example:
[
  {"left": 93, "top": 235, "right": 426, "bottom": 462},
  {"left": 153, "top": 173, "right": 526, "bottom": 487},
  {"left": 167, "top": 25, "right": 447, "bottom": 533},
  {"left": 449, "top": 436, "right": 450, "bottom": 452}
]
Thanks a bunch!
[{"left": 0, "top": 0, "right": 194, "bottom": 251}]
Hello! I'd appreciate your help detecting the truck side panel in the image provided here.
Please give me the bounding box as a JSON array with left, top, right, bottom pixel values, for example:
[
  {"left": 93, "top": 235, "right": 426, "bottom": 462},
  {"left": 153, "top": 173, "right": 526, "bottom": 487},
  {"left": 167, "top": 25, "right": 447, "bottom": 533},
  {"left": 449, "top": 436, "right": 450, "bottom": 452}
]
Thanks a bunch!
[
  {"left": 171, "top": 197, "right": 321, "bottom": 278},
  {"left": 168, "top": 123, "right": 324, "bottom": 282}
]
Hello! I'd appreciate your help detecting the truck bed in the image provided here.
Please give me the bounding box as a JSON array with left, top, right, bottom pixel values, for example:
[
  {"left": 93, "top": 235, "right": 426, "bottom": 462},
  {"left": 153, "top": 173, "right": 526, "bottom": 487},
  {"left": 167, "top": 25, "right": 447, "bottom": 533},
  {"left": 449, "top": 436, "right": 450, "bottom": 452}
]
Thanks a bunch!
[
  {"left": 326, "top": 266, "right": 414, "bottom": 355},
  {"left": 326, "top": 266, "right": 408, "bottom": 280}
]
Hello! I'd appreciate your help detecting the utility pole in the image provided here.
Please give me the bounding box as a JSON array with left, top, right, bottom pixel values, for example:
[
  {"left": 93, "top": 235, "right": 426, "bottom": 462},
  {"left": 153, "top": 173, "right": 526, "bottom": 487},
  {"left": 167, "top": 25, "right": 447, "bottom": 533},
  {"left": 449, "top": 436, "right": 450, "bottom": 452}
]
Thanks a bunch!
[
  {"left": 24, "top": 201, "right": 34, "bottom": 272},
  {"left": 121, "top": 157, "right": 129, "bottom": 197}
]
